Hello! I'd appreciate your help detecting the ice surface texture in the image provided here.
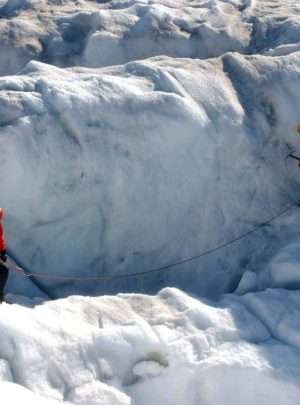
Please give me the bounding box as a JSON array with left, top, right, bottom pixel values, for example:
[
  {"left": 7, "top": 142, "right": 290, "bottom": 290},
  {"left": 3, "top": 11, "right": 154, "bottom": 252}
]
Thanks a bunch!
[
  {"left": 1, "top": 1, "right": 300, "bottom": 298},
  {"left": 1, "top": 287, "right": 300, "bottom": 405},
  {"left": 0, "top": 0, "right": 251, "bottom": 74},
  {"left": 2, "top": 51, "right": 300, "bottom": 297},
  {"left": 0, "top": 1, "right": 300, "bottom": 404},
  {"left": 0, "top": 0, "right": 300, "bottom": 75}
]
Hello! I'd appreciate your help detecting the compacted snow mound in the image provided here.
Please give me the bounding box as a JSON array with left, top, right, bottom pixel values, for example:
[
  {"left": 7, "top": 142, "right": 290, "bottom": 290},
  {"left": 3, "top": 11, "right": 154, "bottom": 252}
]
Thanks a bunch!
[
  {"left": 249, "top": 0, "right": 300, "bottom": 55},
  {"left": 77, "top": 0, "right": 251, "bottom": 68},
  {"left": 2, "top": 52, "right": 300, "bottom": 297},
  {"left": 0, "top": 382, "right": 64, "bottom": 405},
  {"left": 1, "top": 0, "right": 300, "bottom": 76},
  {"left": 0, "top": 0, "right": 252, "bottom": 75},
  {"left": 234, "top": 209, "right": 300, "bottom": 294},
  {"left": 1, "top": 287, "right": 300, "bottom": 405}
]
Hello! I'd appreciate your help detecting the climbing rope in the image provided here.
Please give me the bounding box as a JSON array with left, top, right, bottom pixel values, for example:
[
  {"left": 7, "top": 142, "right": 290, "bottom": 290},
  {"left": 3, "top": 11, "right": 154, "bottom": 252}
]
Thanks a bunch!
[{"left": 8, "top": 198, "right": 300, "bottom": 282}]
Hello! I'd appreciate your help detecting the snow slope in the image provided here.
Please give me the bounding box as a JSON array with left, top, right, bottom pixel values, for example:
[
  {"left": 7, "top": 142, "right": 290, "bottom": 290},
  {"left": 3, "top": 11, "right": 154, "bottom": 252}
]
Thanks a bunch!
[
  {"left": 1, "top": 287, "right": 300, "bottom": 405},
  {"left": 2, "top": 51, "right": 300, "bottom": 298}
]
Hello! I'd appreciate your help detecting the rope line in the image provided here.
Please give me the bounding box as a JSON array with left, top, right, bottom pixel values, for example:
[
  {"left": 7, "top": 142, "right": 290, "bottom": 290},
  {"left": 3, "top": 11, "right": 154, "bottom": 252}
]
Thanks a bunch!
[{"left": 9, "top": 199, "right": 300, "bottom": 282}]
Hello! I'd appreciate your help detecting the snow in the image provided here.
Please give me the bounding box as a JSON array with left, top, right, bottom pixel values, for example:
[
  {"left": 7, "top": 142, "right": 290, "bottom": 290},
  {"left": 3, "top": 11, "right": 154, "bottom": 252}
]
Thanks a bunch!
[
  {"left": 0, "top": 287, "right": 300, "bottom": 404},
  {"left": 266, "top": 43, "right": 300, "bottom": 57},
  {"left": 0, "top": 0, "right": 300, "bottom": 404},
  {"left": 0, "top": 0, "right": 252, "bottom": 74},
  {"left": 0, "top": 381, "right": 64, "bottom": 405},
  {"left": 261, "top": 240, "right": 300, "bottom": 289},
  {"left": 2, "top": 51, "right": 300, "bottom": 298},
  {"left": 235, "top": 270, "right": 258, "bottom": 295},
  {"left": 0, "top": 0, "right": 300, "bottom": 75}
]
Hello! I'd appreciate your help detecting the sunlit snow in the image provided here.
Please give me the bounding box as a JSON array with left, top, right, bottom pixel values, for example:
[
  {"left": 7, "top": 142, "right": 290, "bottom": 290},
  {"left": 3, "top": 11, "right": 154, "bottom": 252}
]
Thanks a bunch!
[
  {"left": 0, "top": 0, "right": 300, "bottom": 404},
  {"left": 2, "top": 287, "right": 300, "bottom": 405}
]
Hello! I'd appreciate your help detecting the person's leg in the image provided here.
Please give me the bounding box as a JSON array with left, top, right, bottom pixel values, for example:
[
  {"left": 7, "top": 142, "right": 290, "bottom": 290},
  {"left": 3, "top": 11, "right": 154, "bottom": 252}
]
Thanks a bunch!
[{"left": 0, "top": 263, "right": 8, "bottom": 303}]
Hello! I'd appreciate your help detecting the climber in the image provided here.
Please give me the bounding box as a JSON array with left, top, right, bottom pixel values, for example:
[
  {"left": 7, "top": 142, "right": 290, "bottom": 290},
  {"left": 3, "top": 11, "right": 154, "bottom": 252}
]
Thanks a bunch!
[{"left": 0, "top": 208, "right": 9, "bottom": 303}]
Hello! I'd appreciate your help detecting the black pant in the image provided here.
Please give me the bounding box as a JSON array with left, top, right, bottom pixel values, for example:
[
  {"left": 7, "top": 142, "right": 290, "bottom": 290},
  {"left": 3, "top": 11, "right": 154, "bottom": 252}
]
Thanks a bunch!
[{"left": 0, "top": 262, "right": 8, "bottom": 302}]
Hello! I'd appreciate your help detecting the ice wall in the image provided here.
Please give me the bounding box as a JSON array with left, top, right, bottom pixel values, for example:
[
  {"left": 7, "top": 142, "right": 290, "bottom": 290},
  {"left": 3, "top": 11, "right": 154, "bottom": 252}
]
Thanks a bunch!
[{"left": 1, "top": 52, "right": 300, "bottom": 297}]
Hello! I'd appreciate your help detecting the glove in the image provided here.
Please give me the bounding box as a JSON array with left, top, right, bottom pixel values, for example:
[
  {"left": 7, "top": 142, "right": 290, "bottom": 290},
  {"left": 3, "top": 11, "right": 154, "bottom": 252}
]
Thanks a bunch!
[{"left": 1, "top": 251, "right": 7, "bottom": 263}]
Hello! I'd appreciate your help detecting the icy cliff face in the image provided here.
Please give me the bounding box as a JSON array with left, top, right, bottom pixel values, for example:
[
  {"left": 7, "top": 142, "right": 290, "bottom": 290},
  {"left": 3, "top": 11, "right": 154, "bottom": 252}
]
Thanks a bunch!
[
  {"left": 1, "top": 1, "right": 300, "bottom": 299},
  {"left": 2, "top": 287, "right": 300, "bottom": 405},
  {"left": 1, "top": 51, "right": 300, "bottom": 298}
]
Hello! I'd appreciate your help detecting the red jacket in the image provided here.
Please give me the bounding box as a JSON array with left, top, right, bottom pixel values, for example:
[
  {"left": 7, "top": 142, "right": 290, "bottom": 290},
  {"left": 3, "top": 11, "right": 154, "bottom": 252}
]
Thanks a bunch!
[{"left": 0, "top": 209, "right": 6, "bottom": 253}]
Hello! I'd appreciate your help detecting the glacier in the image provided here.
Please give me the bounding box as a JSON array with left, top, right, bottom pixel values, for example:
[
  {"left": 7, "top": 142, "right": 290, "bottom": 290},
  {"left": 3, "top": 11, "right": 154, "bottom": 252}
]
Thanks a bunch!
[
  {"left": 1, "top": 0, "right": 300, "bottom": 299},
  {"left": 0, "top": 0, "right": 300, "bottom": 404},
  {"left": 0, "top": 0, "right": 300, "bottom": 76},
  {"left": 1, "top": 52, "right": 300, "bottom": 298},
  {"left": 0, "top": 0, "right": 252, "bottom": 74}
]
